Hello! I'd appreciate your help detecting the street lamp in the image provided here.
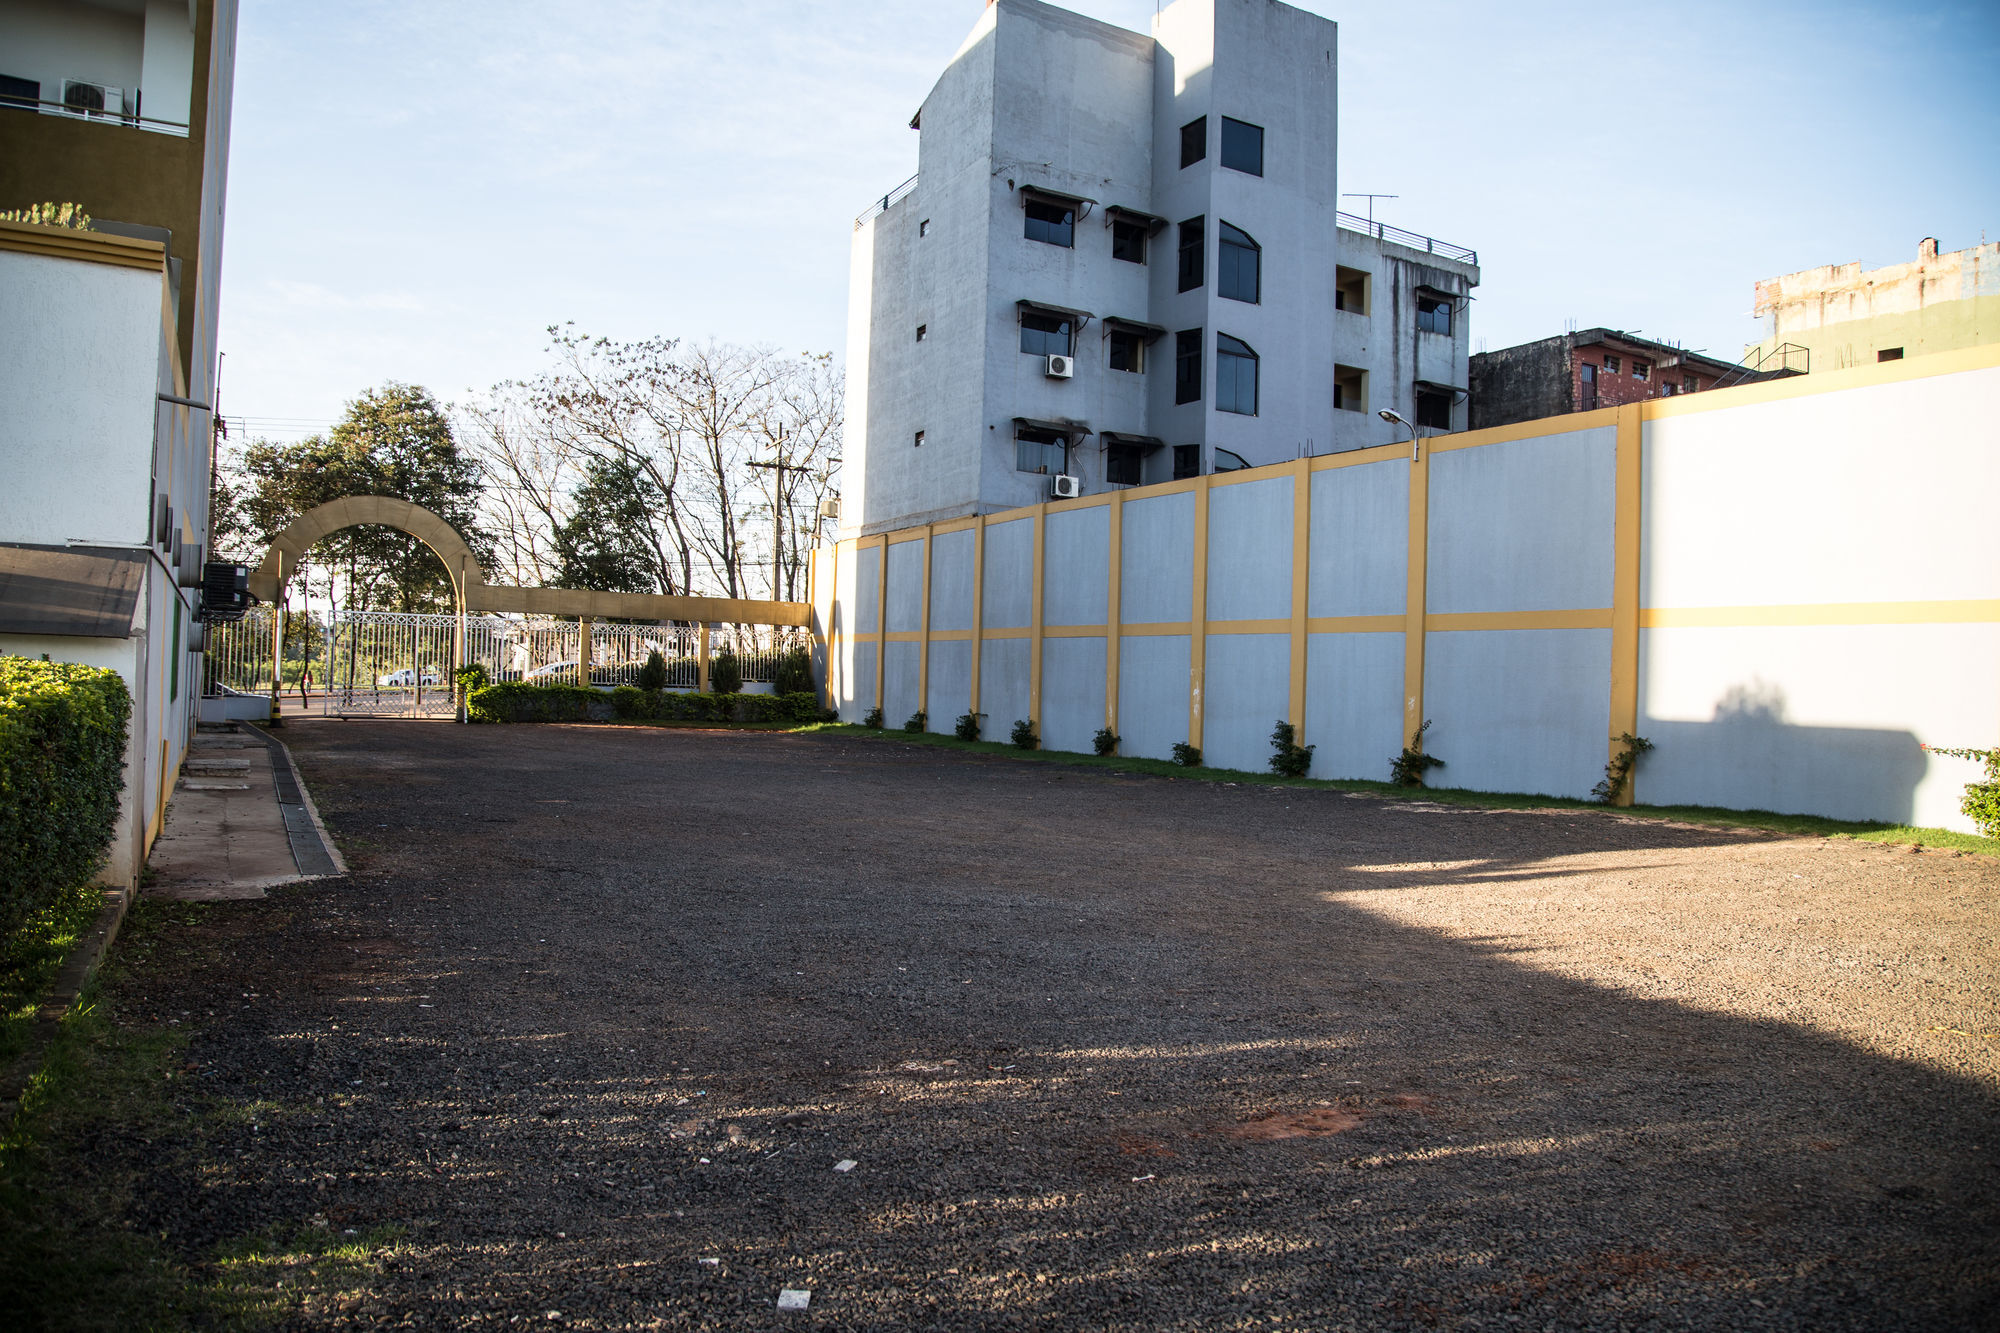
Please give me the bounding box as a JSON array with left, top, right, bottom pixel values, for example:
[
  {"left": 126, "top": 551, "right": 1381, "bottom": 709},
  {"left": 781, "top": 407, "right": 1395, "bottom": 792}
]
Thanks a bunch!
[{"left": 1379, "top": 408, "right": 1420, "bottom": 462}]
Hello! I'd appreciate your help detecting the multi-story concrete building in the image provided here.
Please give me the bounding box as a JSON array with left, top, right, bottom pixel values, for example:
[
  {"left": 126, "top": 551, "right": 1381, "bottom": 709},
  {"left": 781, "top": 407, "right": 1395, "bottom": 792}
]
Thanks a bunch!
[
  {"left": 1469, "top": 327, "right": 1778, "bottom": 431},
  {"left": 1743, "top": 236, "right": 2000, "bottom": 375},
  {"left": 0, "top": 0, "right": 239, "bottom": 888},
  {"left": 843, "top": 0, "right": 1479, "bottom": 535}
]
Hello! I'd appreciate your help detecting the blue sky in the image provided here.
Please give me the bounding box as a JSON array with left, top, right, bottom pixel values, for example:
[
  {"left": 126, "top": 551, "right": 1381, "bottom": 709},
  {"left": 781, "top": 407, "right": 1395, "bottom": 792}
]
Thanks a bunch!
[{"left": 217, "top": 0, "right": 2000, "bottom": 438}]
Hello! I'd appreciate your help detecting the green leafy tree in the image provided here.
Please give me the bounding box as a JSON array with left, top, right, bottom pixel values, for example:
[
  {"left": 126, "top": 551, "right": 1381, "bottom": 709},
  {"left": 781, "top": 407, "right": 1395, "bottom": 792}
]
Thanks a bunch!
[{"left": 553, "top": 456, "right": 663, "bottom": 594}]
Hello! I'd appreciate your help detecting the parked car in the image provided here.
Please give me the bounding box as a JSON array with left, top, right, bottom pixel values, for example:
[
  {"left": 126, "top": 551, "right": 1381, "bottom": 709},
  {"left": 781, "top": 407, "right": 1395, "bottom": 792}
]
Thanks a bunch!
[
  {"left": 523, "top": 661, "right": 620, "bottom": 686},
  {"left": 376, "top": 668, "right": 441, "bottom": 686}
]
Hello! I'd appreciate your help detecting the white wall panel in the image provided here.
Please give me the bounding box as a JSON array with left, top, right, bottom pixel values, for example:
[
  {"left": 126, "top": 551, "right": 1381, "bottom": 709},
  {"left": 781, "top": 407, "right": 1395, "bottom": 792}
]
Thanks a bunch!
[
  {"left": 1425, "top": 628, "right": 1612, "bottom": 800},
  {"left": 1202, "top": 634, "right": 1289, "bottom": 773},
  {"left": 1304, "top": 632, "right": 1404, "bottom": 781},
  {"left": 1117, "top": 635, "right": 1190, "bottom": 760},
  {"left": 930, "top": 529, "right": 976, "bottom": 632},
  {"left": 1040, "top": 637, "right": 1106, "bottom": 754},
  {"left": 982, "top": 518, "right": 1034, "bottom": 629},
  {"left": 1428, "top": 428, "right": 1615, "bottom": 614},
  {"left": 885, "top": 539, "right": 926, "bottom": 633},
  {"left": 1309, "top": 462, "right": 1407, "bottom": 619},
  {"left": 929, "top": 640, "right": 973, "bottom": 735},
  {"left": 1044, "top": 505, "right": 1109, "bottom": 627},
  {"left": 1208, "top": 477, "right": 1292, "bottom": 622},
  {"left": 1121, "top": 491, "right": 1194, "bottom": 623},
  {"left": 980, "top": 638, "right": 1031, "bottom": 736}
]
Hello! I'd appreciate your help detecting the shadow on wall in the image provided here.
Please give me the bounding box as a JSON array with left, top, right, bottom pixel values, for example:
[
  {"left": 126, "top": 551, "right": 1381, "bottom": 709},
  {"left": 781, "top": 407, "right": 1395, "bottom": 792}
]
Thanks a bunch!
[{"left": 1639, "top": 679, "right": 1926, "bottom": 824}]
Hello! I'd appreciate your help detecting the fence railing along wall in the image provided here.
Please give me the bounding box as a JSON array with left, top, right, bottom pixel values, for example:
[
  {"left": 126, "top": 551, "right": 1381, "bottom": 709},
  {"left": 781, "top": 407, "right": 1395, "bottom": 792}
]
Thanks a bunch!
[{"left": 813, "top": 346, "right": 2000, "bottom": 834}]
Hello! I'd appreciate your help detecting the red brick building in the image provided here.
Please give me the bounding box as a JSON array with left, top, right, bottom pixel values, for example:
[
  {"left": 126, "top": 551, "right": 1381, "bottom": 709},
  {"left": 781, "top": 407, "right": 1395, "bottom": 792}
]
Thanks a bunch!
[{"left": 1468, "top": 328, "right": 1780, "bottom": 430}]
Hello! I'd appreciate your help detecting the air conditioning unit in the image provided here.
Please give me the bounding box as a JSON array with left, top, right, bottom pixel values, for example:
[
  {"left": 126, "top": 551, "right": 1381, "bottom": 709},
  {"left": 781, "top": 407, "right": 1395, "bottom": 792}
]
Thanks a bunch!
[
  {"left": 817, "top": 497, "right": 841, "bottom": 520},
  {"left": 1045, "top": 354, "right": 1074, "bottom": 379},
  {"left": 61, "top": 80, "right": 125, "bottom": 118},
  {"left": 1051, "top": 474, "right": 1081, "bottom": 499}
]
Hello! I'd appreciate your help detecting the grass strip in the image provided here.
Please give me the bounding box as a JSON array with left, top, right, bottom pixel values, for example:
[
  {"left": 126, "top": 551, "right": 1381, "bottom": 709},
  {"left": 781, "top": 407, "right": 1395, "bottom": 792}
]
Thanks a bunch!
[
  {"left": 793, "top": 723, "right": 1999, "bottom": 856},
  {"left": 0, "top": 881, "right": 109, "bottom": 1071}
]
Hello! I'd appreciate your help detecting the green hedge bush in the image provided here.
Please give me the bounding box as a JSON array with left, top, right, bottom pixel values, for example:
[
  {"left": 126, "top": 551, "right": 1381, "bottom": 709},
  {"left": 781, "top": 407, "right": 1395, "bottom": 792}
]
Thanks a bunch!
[
  {"left": 608, "top": 687, "right": 826, "bottom": 726},
  {"left": 0, "top": 657, "right": 132, "bottom": 931},
  {"left": 466, "top": 682, "right": 609, "bottom": 724}
]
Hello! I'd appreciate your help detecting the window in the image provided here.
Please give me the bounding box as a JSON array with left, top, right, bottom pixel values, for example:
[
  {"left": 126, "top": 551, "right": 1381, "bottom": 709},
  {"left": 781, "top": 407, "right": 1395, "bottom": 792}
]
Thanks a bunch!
[
  {"left": 1173, "top": 444, "right": 1201, "bottom": 480},
  {"left": 1579, "top": 362, "right": 1598, "bottom": 411},
  {"left": 1220, "top": 117, "right": 1264, "bottom": 176},
  {"left": 1105, "top": 443, "right": 1144, "bottom": 486},
  {"left": 1024, "top": 198, "right": 1074, "bottom": 248},
  {"left": 0, "top": 74, "right": 38, "bottom": 110},
  {"left": 915, "top": 324, "right": 927, "bottom": 342},
  {"left": 1334, "top": 365, "right": 1366, "bottom": 413},
  {"left": 1416, "top": 295, "right": 1452, "bottom": 336},
  {"left": 1661, "top": 383, "right": 1677, "bottom": 396},
  {"left": 1015, "top": 427, "right": 1068, "bottom": 475},
  {"left": 919, "top": 218, "right": 930, "bottom": 237},
  {"left": 1631, "top": 360, "right": 1650, "bottom": 380},
  {"left": 1602, "top": 355, "right": 1621, "bottom": 373},
  {"left": 1682, "top": 375, "right": 1698, "bottom": 392},
  {"left": 1108, "top": 329, "right": 1144, "bottom": 373},
  {"left": 1175, "top": 329, "right": 1202, "bottom": 404},
  {"left": 1019, "top": 311, "right": 1073, "bottom": 358},
  {"left": 1878, "top": 347, "right": 1904, "bottom": 362},
  {"left": 1414, "top": 389, "right": 1452, "bottom": 431},
  {"left": 1335, "top": 266, "right": 1370, "bottom": 314},
  {"left": 1178, "top": 217, "right": 1204, "bottom": 292},
  {"left": 913, "top": 430, "right": 926, "bottom": 448},
  {"left": 1217, "top": 222, "right": 1260, "bottom": 304},
  {"left": 1112, "top": 219, "right": 1148, "bottom": 264},
  {"left": 1216, "top": 334, "right": 1258, "bottom": 416},
  {"left": 1180, "top": 116, "right": 1207, "bottom": 168}
]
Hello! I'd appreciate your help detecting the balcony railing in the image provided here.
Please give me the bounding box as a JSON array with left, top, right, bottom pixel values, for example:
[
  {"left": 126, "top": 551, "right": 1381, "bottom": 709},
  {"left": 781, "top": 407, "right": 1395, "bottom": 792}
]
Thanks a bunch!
[
  {"left": 1337, "top": 211, "right": 1475, "bottom": 266},
  {"left": 0, "top": 95, "right": 189, "bottom": 138},
  {"left": 855, "top": 173, "right": 918, "bottom": 229}
]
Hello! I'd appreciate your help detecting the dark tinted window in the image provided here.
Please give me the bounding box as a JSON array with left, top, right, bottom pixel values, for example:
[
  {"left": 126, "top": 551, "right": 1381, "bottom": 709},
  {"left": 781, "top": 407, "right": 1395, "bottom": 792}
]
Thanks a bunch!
[
  {"left": 1175, "top": 329, "right": 1202, "bottom": 405},
  {"left": 1015, "top": 428, "right": 1067, "bottom": 475},
  {"left": 1024, "top": 199, "right": 1074, "bottom": 247},
  {"left": 1172, "top": 444, "right": 1201, "bottom": 480},
  {"left": 1217, "top": 221, "right": 1260, "bottom": 303},
  {"left": 1216, "top": 334, "right": 1258, "bottom": 416},
  {"left": 1220, "top": 117, "right": 1263, "bottom": 175},
  {"left": 0, "top": 74, "right": 38, "bottom": 109},
  {"left": 1178, "top": 218, "right": 1204, "bottom": 293},
  {"left": 1415, "top": 389, "right": 1452, "bottom": 430},
  {"left": 1416, "top": 295, "right": 1451, "bottom": 335},
  {"left": 1105, "top": 443, "right": 1143, "bottom": 486},
  {"left": 1020, "top": 311, "right": 1072, "bottom": 358},
  {"left": 1180, "top": 117, "right": 1207, "bottom": 168},
  {"left": 1112, "top": 219, "right": 1147, "bottom": 264},
  {"left": 1109, "top": 330, "right": 1144, "bottom": 373}
]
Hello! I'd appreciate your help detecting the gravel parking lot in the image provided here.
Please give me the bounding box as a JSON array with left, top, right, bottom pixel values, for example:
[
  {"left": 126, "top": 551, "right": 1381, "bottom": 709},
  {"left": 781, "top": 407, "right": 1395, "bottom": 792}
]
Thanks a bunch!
[{"left": 110, "top": 721, "right": 1999, "bottom": 1329}]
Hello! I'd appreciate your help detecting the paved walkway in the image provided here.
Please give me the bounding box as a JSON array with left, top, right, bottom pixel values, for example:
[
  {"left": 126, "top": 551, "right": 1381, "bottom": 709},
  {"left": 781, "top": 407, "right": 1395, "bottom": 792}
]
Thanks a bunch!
[{"left": 145, "top": 723, "right": 343, "bottom": 900}]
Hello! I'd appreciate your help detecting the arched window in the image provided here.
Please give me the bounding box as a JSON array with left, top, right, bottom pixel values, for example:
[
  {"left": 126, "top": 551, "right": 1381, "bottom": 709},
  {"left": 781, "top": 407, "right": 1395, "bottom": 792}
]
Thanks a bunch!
[
  {"left": 1217, "top": 334, "right": 1259, "bottom": 416},
  {"left": 1218, "top": 221, "right": 1260, "bottom": 304}
]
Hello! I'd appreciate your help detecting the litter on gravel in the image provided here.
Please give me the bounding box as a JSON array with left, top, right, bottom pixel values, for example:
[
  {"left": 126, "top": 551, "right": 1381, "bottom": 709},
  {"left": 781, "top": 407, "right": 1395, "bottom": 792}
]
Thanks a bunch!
[
  {"left": 834, "top": 1159, "right": 857, "bottom": 1172},
  {"left": 777, "top": 1288, "right": 812, "bottom": 1311}
]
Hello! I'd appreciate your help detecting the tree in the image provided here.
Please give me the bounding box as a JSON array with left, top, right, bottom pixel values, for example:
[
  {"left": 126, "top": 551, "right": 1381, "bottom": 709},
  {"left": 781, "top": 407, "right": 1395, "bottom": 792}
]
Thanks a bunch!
[{"left": 553, "top": 456, "right": 664, "bottom": 594}]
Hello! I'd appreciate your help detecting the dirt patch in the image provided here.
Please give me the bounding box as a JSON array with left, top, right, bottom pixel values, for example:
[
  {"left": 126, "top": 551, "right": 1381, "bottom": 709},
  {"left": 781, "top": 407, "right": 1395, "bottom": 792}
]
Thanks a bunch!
[{"left": 1221, "top": 1107, "right": 1366, "bottom": 1140}]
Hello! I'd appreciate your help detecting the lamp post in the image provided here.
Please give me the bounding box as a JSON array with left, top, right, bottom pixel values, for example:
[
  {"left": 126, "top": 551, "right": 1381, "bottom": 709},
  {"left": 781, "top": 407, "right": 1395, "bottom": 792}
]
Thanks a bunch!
[{"left": 1379, "top": 408, "right": 1419, "bottom": 462}]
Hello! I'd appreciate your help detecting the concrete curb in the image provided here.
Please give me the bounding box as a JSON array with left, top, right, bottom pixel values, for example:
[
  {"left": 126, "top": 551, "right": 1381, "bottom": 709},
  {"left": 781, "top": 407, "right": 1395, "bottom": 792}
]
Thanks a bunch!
[{"left": 244, "top": 722, "right": 347, "bottom": 878}]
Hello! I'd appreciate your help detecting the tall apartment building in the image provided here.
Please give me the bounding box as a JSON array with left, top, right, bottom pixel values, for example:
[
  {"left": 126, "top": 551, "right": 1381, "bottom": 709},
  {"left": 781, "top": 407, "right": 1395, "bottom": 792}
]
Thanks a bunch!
[
  {"left": 0, "top": 0, "right": 240, "bottom": 887},
  {"left": 1744, "top": 236, "right": 2000, "bottom": 375},
  {"left": 844, "top": 0, "right": 1479, "bottom": 534}
]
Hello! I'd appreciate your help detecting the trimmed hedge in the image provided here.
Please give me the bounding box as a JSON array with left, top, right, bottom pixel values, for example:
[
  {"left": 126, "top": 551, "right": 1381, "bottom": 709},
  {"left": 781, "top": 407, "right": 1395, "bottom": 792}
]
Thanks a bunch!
[
  {"left": 610, "top": 688, "right": 827, "bottom": 726},
  {"left": 466, "top": 682, "right": 611, "bottom": 724},
  {"left": 0, "top": 656, "right": 132, "bottom": 931}
]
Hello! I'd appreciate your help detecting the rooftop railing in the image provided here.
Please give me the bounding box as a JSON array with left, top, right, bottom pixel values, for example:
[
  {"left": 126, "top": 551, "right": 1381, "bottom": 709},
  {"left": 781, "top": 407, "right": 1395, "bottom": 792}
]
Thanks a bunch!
[
  {"left": 855, "top": 173, "right": 919, "bottom": 229},
  {"left": 0, "top": 95, "right": 189, "bottom": 137},
  {"left": 1337, "top": 211, "right": 1476, "bottom": 266}
]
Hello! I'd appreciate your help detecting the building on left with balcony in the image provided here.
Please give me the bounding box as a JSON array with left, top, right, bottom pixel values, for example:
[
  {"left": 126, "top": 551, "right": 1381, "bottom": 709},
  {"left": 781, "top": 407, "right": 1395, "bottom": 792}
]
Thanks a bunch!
[{"left": 0, "top": 0, "right": 241, "bottom": 888}]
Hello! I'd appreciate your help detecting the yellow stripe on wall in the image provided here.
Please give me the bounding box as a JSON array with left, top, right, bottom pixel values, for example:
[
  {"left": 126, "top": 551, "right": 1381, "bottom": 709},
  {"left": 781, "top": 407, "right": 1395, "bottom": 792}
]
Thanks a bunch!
[{"left": 1641, "top": 599, "right": 2000, "bottom": 628}]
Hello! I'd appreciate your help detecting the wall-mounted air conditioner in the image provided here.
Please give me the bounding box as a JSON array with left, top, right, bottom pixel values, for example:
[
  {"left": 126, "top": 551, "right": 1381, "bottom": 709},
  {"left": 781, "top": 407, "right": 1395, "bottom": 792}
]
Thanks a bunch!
[
  {"left": 817, "top": 497, "right": 840, "bottom": 520},
  {"left": 61, "top": 80, "right": 125, "bottom": 119},
  {"left": 1051, "top": 474, "right": 1081, "bottom": 499},
  {"left": 1045, "top": 354, "right": 1074, "bottom": 379}
]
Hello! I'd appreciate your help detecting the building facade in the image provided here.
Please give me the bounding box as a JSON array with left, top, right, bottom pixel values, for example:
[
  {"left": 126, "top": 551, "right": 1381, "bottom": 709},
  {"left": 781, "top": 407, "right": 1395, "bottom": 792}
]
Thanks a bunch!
[
  {"left": 1468, "top": 328, "right": 1771, "bottom": 432},
  {"left": 0, "top": 0, "right": 239, "bottom": 888},
  {"left": 1743, "top": 236, "right": 2000, "bottom": 375},
  {"left": 844, "top": 0, "right": 1479, "bottom": 535}
]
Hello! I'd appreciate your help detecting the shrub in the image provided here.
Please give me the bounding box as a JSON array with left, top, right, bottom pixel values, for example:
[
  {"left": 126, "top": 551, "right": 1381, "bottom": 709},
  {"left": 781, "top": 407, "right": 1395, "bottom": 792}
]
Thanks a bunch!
[
  {"left": 637, "top": 649, "right": 668, "bottom": 693},
  {"left": 1924, "top": 744, "right": 2000, "bottom": 837},
  {"left": 0, "top": 657, "right": 132, "bottom": 931},
  {"left": 772, "top": 645, "right": 814, "bottom": 696},
  {"left": 454, "top": 662, "right": 490, "bottom": 697},
  {"left": 1592, "top": 732, "right": 1655, "bottom": 804},
  {"left": 864, "top": 706, "right": 884, "bottom": 729},
  {"left": 607, "top": 688, "right": 825, "bottom": 726},
  {"left": 1092, "top": 728, "right": 1119, "bottom": 757},
  {"left": 955, "top": 713, "right": 982, "bottom": 741},
  {"left": 466, "top": 682, "right": 606, "bottom": 724},
  {"left": 1269, "top": 720, "right": 1314, "bottom": 778},
  {"left": 1011, "top": 719, "right": 1037, "bottom": 750},
  {"left": 708, "top": 645, "right": 743, "bottom": 695},
  {"left": 1171, "top": 742, "right": 1201, "bottom": 767},
  {"left": 903, "top": 711, "right": 928, "bottom": 734},
  {"left": 1390, "top": 719, "right": 1444, "bottom": 787},
  {"left": 0, "top": 202, "right": 91, "bottom": 230}
]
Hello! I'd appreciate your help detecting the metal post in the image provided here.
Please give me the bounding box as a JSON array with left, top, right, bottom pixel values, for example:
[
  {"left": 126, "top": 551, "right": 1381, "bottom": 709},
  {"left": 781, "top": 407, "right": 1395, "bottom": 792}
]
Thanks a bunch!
[
  {"left": 267, "top": 560, "right": 285, "bottom": 727},
  {"left": 698, "top": 623, "right": 711, "bottom": 693},
  {"left": 578, "top": 617, "right": 590, "bottom": 689}
]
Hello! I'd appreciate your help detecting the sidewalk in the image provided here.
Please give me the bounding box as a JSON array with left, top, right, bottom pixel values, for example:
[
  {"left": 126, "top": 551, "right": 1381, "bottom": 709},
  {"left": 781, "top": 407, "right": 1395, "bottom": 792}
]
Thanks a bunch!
[{"left": 145, "top": 723, "right": 344, "bottom": 901}]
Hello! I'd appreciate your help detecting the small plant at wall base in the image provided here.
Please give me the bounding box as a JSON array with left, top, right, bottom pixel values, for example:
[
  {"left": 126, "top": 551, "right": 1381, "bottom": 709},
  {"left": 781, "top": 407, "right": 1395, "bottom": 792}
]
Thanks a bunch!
[
  {"left": 708, "top": 645, "right": 742, "bottom": 695},
  {"left": 1171, "top": 743, "right": 1201, "bottom": 767},
  {"left": 1923, "top": 744, "right": 2000, "bottom": 838},
  {"left": 1269, "top": 720, "right": 1314, "bottom": 778},
  {"left": 637, "top": 649, "right": 668, "bottom": 693},
  {"left": 863, "top": 707, "right": 884, "bottom": 729},
  {"left": 955, "top": 712, "right": 983, "bottom": 741},
  {"left": 1011, "top": 719, "right": 1037, "bottom": 750},
  {"left": 903, "top": 711, "right": 928, "bottom": 734},
  {"left": 1093, "top": 728, "right": 1119, "bottom": 756},
  {"left": 453, "top": 663, "right": 489, "bottom": 700},
  {"left": 1390, "top": 720, "right": 1444, "bottom": 787},
  {"left": 772, "top": 645, "right": 814, "bottom": 695},
  {"left": 1592, "top": 733, "right": 1655, "bottom": 804}
]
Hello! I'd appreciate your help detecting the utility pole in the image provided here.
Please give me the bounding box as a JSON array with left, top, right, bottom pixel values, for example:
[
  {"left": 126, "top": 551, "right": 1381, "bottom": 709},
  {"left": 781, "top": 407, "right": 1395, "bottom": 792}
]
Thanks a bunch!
[{"left": 747, "top": 440, "right": 788, "bottom": 601}]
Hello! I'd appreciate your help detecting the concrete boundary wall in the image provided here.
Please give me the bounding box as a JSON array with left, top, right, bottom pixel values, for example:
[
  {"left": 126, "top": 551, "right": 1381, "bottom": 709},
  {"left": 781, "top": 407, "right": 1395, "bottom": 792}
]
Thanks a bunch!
[{"left": 815, "top": 346, "right": 2000, "bottom": 832}]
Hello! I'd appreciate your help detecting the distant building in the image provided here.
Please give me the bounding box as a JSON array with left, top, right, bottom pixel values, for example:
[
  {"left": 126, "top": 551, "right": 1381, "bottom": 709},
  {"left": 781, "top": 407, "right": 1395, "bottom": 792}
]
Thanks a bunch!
[
  {"left": 843, "top": 0, "right": 1480, "bottom": 535},
  {"left": 1744, "top": 236, "right": 2000, "bottom": 375},
  {"left": 1468, "top": 329, "right": 1767, "bottom": 431},
  {"left": 0, "top": 0, "right": 239, "bottom": 888}
]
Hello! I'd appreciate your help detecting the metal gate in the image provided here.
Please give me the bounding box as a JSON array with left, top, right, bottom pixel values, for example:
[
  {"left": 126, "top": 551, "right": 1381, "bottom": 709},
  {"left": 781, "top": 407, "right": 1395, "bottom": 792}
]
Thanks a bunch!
[{"left": 323, "top": 610, "right": 461, "bottom": 717}]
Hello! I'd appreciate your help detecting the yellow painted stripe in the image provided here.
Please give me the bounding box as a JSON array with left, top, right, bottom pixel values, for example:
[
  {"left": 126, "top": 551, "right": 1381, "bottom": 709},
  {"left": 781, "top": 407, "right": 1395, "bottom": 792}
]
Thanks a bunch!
[
  {"left": 1305, "top": 615, "right": 1406, "bottom": 635},
  {"left": 925, "top": 629, "right": 974, "bottom": 642},
  {"left": 1047, "top": 492, "right": 1115, "bottom": 513},
  {"left": 1189, "top": 476, "right": 1210, "bottom": 751},
  {"left": 930, "top": 516, "right": 981, "bottom": 535},
  {"left": 1288, "top": 459, "right": 1309, "bottom": 733},
  {"left": 1403, "top": 451, "right": 1428, "bottom": 744},
  {"left": 1043, "top": 624, "right": 1107, "bottom": 639},
  {"left": 1609, "top": 405, "right": 1644, "bottom": 805},
  {"left": 969, "top": 515, "right": 986, "bottom": 715},
  {"left": 918, "top": 524, "right": 934, "bottom": 718},
  {"left": 1641, "top": 342, "right": 2000, "bottom": 422},
  {"left": 1641, "top": 599, "right": 2000, "bottom": 628},
  {"left": 886, "top": 530, "right": 926, "bottom": 546},
  {"left": 1029, "top": 503, "right": 1046, "bottom": 729},
  {"left": 1107, "top": 490, "right": 1123, "bottom": 742},
  {"left": 1309, "top": 442, "right": 1409, "bottom": 471},
  {"left": 1425, "top": 412, "right": 1621, "bottom": 454},
  {"left": 0, "top": 219, "right": 167, "bottom": 272},
  {"left": 983, "top": 625, "right": 1032, "bottom": 640},
  {"left": 1426, "top": 609, "right": 1615, "bottom": 632},
  {"left": 1207, "top": 618, "right": 1293, "bottom": 636},
  {"left": 1119, "top": 621, "right": 1193, "bottom": 637}
]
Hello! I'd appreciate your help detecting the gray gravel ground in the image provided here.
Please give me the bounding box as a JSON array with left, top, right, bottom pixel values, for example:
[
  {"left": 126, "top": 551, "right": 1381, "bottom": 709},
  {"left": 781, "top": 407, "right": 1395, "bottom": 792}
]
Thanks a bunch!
[{"left": 119, "top": 721, "right": 1998, "bottom": 1329}]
